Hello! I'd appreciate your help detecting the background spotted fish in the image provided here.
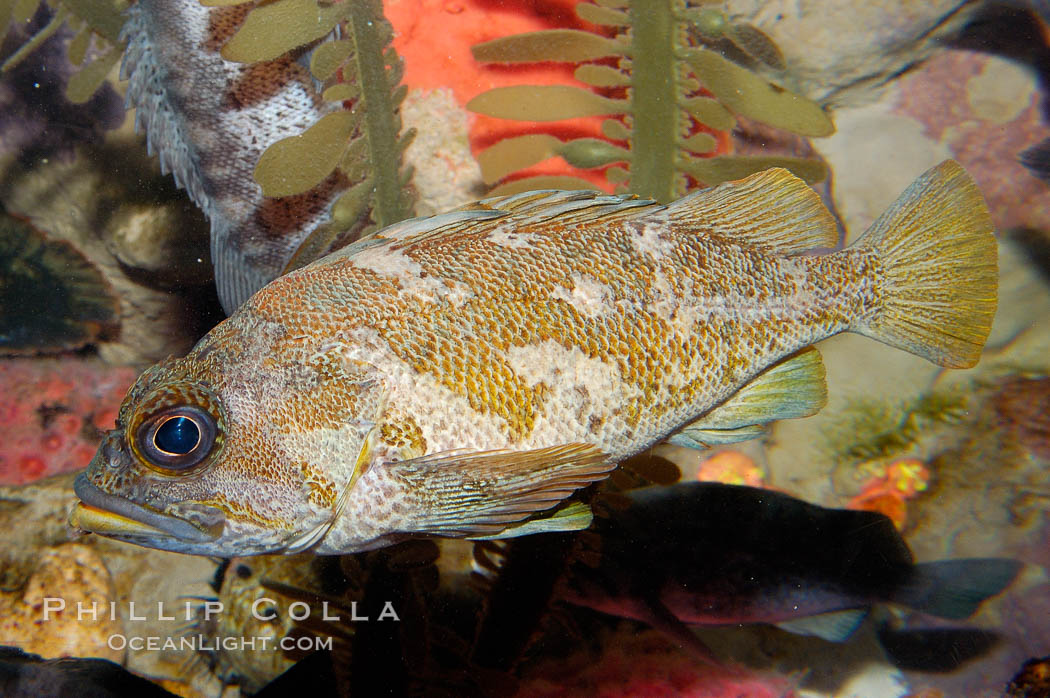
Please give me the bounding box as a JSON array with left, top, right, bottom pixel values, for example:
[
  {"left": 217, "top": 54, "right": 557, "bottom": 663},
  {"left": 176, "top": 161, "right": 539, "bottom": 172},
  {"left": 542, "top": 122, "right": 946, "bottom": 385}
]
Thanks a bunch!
[
  {"left": 72, "top": 161, "right": 996, "bottom": 557},
  {"left": 123, "top": 0, "right": 345, "bottom": 313}
]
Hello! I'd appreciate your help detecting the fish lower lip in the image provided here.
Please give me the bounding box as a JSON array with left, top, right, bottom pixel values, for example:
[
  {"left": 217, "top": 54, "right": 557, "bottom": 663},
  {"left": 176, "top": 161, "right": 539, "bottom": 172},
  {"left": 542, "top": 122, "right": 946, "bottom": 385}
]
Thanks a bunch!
[{"left": 72, "top": 474, "right": 223, "bottom": 543}]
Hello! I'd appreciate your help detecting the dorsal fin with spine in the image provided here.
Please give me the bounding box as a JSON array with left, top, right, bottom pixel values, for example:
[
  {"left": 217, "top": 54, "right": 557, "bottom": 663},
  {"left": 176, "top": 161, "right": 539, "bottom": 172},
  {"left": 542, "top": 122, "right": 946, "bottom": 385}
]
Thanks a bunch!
[
  {"left": 665, "top": 168, "right": 839, "bottom": 254},
  {"left": 382, "top": 190, "right": 664, "bottom": 246}
]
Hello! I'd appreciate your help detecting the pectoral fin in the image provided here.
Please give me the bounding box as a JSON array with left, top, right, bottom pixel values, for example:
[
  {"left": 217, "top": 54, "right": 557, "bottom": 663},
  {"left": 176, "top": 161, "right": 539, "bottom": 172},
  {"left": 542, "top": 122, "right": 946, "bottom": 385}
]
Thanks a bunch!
[
  {"left": 668, "top": 347, "right": 827, "bottom": 449},
  {"left": 774, "top": 608, "right": 868, "bottom": 642},
  {"left": 389, "top": 443, "right": 613, "bottom": 539}
]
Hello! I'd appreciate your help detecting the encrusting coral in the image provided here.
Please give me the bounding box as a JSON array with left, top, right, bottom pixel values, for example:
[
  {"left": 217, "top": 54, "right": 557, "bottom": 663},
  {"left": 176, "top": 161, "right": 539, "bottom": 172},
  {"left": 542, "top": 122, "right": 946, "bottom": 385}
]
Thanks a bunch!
[{"left": 0, "top": 358, "right": 135, "bottom": 485}]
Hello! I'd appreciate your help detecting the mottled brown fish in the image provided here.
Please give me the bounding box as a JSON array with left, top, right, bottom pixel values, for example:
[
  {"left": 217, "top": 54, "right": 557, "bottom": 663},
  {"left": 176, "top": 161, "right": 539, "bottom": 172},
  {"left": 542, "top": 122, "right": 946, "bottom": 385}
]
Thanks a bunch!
[{"left": 71, "top": 161, "right": 996, "bottom": 556}]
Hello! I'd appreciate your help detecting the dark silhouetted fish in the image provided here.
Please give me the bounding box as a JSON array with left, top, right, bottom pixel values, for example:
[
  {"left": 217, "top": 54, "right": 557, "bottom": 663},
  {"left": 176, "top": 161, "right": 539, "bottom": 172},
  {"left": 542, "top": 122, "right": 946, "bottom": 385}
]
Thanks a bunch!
[
  {"left": 1021, "top": 138, "right": 1050, "bottom": 184},
  {"left": 0, "top": 646, "right": 177, "bottom": 697},
  {"left": 875, "top": 624, "right": 1001, "bottom": 673},
  {"left": 561, "top": 483, "right": 1022, "bottom": 656}
]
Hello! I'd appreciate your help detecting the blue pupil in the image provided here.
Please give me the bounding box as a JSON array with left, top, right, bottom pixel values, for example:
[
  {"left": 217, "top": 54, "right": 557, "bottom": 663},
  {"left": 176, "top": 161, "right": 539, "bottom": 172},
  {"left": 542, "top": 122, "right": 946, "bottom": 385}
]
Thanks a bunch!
[{"left": 154, "top": 416, "right": 200, "bottom": 455}]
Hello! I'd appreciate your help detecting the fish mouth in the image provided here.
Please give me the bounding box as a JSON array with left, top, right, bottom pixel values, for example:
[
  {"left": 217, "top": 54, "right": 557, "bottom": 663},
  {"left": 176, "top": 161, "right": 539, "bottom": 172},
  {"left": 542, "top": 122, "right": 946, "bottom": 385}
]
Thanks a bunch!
[{"left": 71, "top": 474, "right": 224, "bottom": 543}]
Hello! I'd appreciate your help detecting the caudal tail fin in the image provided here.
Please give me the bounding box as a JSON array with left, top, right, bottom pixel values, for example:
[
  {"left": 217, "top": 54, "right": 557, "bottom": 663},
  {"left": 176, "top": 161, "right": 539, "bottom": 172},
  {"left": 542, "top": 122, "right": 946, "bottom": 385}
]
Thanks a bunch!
[
  {"left": 893, "top": 558, "right": 1022, "bottom": 620},
  {"left": 851, "top": 160, "right": 997, "bottom": 368}
]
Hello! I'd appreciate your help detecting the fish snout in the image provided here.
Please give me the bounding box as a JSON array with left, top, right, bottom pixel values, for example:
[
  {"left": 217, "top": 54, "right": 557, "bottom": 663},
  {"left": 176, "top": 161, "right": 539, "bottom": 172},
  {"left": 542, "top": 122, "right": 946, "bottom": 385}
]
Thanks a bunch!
[{"left": 71, "top": 473, "right": 225, "bottom": 543}]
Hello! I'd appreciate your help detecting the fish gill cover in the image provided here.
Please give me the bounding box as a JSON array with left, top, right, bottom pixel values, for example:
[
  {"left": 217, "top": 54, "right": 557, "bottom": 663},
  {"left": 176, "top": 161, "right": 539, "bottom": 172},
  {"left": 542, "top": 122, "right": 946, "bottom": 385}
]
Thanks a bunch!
[{"left": 467, "top": 0, "right": 835, "bottom": 202}]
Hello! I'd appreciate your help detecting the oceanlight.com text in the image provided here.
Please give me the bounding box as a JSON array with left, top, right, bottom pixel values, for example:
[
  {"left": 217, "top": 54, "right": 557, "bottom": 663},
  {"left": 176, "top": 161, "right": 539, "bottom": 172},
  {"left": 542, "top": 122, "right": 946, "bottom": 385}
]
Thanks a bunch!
[{"left": 106, "top": 634, "right": 335, "bottom": 653}]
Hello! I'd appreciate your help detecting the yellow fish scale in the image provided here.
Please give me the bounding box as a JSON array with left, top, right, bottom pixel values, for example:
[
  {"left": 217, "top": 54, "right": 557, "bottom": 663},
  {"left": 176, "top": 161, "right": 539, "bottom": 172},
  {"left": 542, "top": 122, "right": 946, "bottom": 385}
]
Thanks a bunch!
[{"left": 259, "top": 213, "right": 856, "bottom": 453}]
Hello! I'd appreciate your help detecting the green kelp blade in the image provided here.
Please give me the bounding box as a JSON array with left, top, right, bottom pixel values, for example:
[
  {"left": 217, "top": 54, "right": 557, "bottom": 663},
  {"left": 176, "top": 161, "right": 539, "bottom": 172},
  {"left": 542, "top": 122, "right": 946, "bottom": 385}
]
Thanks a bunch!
[
  {"left": 67, "top": 23, "right": 92, "bottom": 65},
  {"left": 472, "top": 29, "right": 622, "bottom": 63},
  {"left": 683, "top": 7, "right": 730, "bottom": 39},
  {"left": 681, "top": 96, "right": 736, "bottom": 132},
  {"left": 66, "top": 45, "right": 122, "bottom": 104},
  {"left": 63, "top": 0, "right": 128, "bottom": 42},
  {"left": 557, "top": 138, "right": 630, "bottom": 169},
  {"left": 2, "top": 4, "right": 67, "bottom": 72},
  {"left": 329, "top": 178, "right": 373, "bottom": 231},
  {"left": 254, "top": 111, "right": 355, "bottom": 197},
  {"left": 489, "top": 176, "right": 601, "bottom": 197},
  {"left": 467, "top": 85, "right": 627, "bottom": 122},
  {"left": 221, "top": 0, "right": 351, "bottom": 63},
  {"left": 727, "top": 22, "right": 787, "bottom": 71},
  {"left": 574, "top": 2, "right": 629, "bottom": 26},
  {"left": 679, "top": 132, "right": 718, "bottom": 155},
  {"left": 322, "top": 83, "right": 357, "bottom": 102},
  {"left": 680, "top": 155, "right": 828, "bottom": 186},
  {"left": 683, "top": 47, "right": 834, "bottom": 138},
  {"left": 0, "top": 0, "right": 15, "bottom": 34},
  {"left": 477, "top": 134, "right": 563, "bottom": 185},
  {"left": 10, "top": 0, "right": 35, "bottom": 24},
  {"left": 310, "top": 38, "right": 354, "bottom": 81},
  {"left": 575, "top": 64, "right": 630, "bottom": 88},
  {"left": 601, "top": 118, "right": 630, "bottom": 140},
  {"left": 338, "top": 134, "right": 371, "bottom": 182}
]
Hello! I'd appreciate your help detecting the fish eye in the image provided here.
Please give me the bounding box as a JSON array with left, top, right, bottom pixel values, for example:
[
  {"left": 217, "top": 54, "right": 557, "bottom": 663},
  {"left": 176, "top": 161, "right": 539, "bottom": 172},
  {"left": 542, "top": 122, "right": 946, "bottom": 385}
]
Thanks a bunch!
[
  {"left": 155, "top": 416, "right": 200, "bottom": 454},
  {"left": 136, "top": 406, "right": 217, "bottom": 472}
]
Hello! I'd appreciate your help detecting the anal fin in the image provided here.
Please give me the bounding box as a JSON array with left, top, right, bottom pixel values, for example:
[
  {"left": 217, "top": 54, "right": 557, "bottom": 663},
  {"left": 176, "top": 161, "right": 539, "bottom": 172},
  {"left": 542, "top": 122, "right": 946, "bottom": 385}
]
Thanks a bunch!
[
  {"left": 468, "top": 501, "right": 594, "bottom": 540},
  {"left": 668, "top": 347, "right": 827, "bottom": 450},
  {"left": 389, "top": 443, "right": 613, "bottom": 539}
]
